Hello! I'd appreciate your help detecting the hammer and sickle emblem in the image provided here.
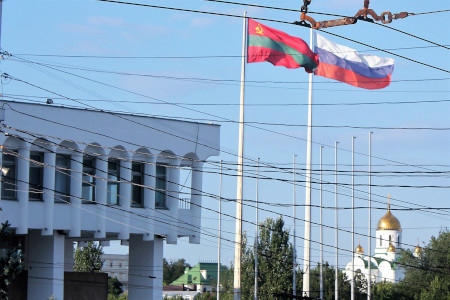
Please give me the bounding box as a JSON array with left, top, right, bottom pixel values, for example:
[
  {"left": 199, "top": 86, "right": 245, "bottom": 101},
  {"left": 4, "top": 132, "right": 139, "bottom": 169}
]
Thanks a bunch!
[{"left": 255, "top": 24, "right": 264, "bottom": 35}]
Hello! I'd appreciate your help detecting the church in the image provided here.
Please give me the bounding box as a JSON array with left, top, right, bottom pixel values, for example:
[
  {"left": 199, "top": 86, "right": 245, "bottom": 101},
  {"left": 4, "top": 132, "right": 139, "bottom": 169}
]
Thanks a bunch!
[{"left": 344, "top": 199, "right": 418, "bottom": 284}]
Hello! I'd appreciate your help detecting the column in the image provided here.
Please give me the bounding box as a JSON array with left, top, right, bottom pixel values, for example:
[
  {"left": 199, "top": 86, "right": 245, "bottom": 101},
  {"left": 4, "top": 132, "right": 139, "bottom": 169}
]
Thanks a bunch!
[
  {"left": 27, "top": 230, "right": 65, "bottom": 299},
  {"left": 143, "top": 156, "right": 155, "bottom": 241},
  {"left": 69, "top": 153, "right": 82, "bottom": 237},
  {"left": 165, "top": 158, "right": 180, "bottom": 244},
  {"left": 42, "top": 151, "right": 56, "bottom": 236},
  {"left": 64, "top": 238, "right": 74, "bottom": 271},
  {"left": 189, "top": 161, "right": 203, "bottom": 244},
  {"left": 16, "top": 146, "right": 30, "bottom": 234},
  {"left": 128, "top": 235, "right": 163, "bottom": 300},
  {"left": 95, "top": 155, "right": 107, "bottom": 239},
  {"left": 118, "top": 159, "right": 131, "bottom": 240}
]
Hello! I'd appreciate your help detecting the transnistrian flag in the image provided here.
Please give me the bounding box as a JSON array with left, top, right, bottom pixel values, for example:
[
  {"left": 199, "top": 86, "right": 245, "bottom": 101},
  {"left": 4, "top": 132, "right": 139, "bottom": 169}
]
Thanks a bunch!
[
  {"left": 314, "top": 33, "right": 394, "bottom": 89},
  {"left": 247, "top": 18, "right": 319, "bottom": 72}
]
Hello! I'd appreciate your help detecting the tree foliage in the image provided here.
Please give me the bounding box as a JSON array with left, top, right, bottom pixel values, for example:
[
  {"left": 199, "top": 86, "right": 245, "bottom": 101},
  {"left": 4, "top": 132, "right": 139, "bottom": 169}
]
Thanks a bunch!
[
  {"left": 393, "top": 229, "right": 450, "bottom": 300},
  {"left": 73, "top": 241, "right": 104, "bottom": 272},
  {"left": 0, "top": 221, "right": 23, "bottom": 299},
  {"left": 108, "top": 276, "right": 124, "bottom": 296},
  {"left": 163, "top": 258, "right": 191, "bottom": 285},
  {"left": 241, "top": 216, "right": 295, "bottom": 299}
]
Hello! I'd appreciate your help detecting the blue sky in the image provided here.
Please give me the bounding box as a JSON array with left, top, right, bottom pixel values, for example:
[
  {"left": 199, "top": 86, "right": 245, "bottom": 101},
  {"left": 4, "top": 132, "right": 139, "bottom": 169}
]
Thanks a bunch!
[{"left": 1, "top": 0, "right": 449, "bottom": 271}]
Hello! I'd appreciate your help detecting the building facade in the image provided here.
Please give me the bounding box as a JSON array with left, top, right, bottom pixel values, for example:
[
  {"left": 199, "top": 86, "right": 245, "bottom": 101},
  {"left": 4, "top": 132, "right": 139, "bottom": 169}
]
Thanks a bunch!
[
  {"left": 0, "top": 101, "right": 220, "bottom": 299},
  {"left": 344, "top": 202, "right": 404, "bottom": 286}
]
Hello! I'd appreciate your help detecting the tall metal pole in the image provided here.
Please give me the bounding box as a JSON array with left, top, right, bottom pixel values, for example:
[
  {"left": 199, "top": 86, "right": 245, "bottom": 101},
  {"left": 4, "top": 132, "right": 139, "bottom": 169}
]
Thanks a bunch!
[
  {"left": 351, "top": 137, "right": 356, "bottom": 300},
  {"left": 302, "top": 27, "right": 314, "bottom": 297},
  {"left": 319, "top": 146, "right": 324, "bottom": 300},
  {"left": 233, "top": 12, "right": 247, "bottom": 300},
  {"left": 254, "top": 158, "right": 259, "bottom": 300},
  {"left": 217, "top": 161, "right": 223, "bottom": 299},
  {"left": 334, "top": 141, "right": 339, "bottom": 300},
  {"left": 367, "top": 132, "right": 373, "bottom": 299},
  {"left": 293, "top": 154, "right": 297, "bottom": 297}
]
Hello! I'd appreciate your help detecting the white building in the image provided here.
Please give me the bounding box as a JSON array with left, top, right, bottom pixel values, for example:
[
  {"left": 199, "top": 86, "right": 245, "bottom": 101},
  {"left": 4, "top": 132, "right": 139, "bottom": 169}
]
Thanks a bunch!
[
  {"left": 344, "top": 202, "right": 404, "bottom": 286},
  {"left": 102, "top": 254, "right": 129, "bottom": 290},
  {"left": 0, "top": 100, "right": 220, "bottom": 299}
]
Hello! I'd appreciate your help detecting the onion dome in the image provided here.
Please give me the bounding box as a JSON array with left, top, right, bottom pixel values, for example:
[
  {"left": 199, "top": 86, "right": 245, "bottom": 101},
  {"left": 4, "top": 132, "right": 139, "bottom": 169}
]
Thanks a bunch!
[
  {"left": 414, "top": 245, "right": 422, "bottom": 257},
  {"left": 377, "top": 201, "right": 401, "bottom": 231},
  {"left": 387, "top": 243, "right": 396, "bottom": 252},
  {"left": 355, "top": 244, "right": 364, "bottom": 254}
]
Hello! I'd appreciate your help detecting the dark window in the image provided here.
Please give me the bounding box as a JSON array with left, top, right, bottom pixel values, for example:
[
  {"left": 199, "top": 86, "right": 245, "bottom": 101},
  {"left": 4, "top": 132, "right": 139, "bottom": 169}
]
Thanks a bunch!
[
  {"left": 55, "top": 154, "right": 71, "bottom": 202},
  {"left": 1, "top": 149, "right": 17, "bottom": 199},
  {"left": 29, "top": 152, "right": 44, "bottom": 200},
  {"left": 155, "top": 165, "right": 167, "bottom": 208},
  {"left": 82, "top": 156, "right": 96, "bottom": 202},
  {"left": 131, "top": 162, "right": 144, "bottom": 207},
  {"left": 380, "top": 235, "right": 382, "bottom": 246},
  {"left": 107, "top": 158, "right": 120, "bottom": 205}
]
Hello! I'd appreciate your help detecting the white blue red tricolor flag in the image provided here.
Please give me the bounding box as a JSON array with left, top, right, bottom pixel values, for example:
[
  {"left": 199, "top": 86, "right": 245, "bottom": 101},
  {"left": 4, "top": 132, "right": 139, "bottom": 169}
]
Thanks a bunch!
[{"left": 314, "top": 33, "right": 394, "bottom": 90}]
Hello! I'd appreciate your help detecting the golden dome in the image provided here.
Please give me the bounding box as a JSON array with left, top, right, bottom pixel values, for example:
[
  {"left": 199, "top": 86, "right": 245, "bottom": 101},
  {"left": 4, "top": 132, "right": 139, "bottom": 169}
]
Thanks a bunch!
[
  {"left": 377, "top": 207, "right": 401, "bottom": 231},
  {"left": 387, "top": 243, "right": 396, "bottom": 252},
  {"left": 414, "top": 245, "right": 422, "bottom": 254},
  {"left": 355, "top": 244, "right": 364, "bottom": 254}
]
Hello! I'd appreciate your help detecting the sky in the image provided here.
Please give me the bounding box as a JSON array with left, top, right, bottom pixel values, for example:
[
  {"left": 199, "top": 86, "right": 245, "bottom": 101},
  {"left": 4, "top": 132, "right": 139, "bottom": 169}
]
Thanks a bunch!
[{"left": 1, "top": 0, "right": 449, "bottom": 273}]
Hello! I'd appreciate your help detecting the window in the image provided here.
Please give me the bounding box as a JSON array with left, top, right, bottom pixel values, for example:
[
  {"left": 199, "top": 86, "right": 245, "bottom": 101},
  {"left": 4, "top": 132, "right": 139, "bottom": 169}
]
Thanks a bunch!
[
  {"left": 131, "top": 162, "right": 144, "bottom": 207},
  {"left": 1, "top": 149, "right": 17, "bottom": 199},
  {"left": 380, "top": 235, "right": 382, "bottom": 246},
  {"left": 29, "top": 152, "right": 44, "bottom": 200},
  {"left": 55, "top": 154, "right": 71, "bottom": 202},
  {"left": 82, "top": 156, "right": 96, "bottom": 202},
  {"left": 107, "top": 158, "right": 120, "bottom": 205},
  {"left": 155, "top": 165, "right": 167, "bottom": 208}
]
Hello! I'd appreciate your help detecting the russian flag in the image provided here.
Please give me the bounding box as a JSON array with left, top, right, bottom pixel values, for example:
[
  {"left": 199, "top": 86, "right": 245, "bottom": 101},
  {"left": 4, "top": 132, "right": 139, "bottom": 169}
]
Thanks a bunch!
[{"left": 314, "top": 33, "right": 394, "bottom": 90}]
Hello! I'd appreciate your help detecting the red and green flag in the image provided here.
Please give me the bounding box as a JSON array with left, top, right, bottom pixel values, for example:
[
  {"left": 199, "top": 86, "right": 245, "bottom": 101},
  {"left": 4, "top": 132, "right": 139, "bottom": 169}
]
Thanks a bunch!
[{"left": 247, "top": 18, "right": 319, "bottom": 72}]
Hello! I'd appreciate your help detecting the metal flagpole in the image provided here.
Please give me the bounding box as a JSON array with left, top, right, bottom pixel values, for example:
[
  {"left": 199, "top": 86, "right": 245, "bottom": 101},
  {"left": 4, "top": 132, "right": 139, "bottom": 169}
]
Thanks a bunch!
[
  {"left": 302, "top": 26, "right": 314, "bottom": 298},
  {"left": 233, "top": 12, "right": 247, "bottom": 300},
  {"left": 254, "top": 158, "right": 259, "bottom": 300},
  {"left": 319, "top": 146, "right": 324, "bottom": 300},
  {"left": 334, "top": 141, "right": 339, "bottom": 300},
  {"left": 367, "top": 132, "right": 373, "bottom": 300},
  {"left": 351, "top": 137, "right": 356, "bottom": 300},
  {"left": 293, "top": 154, "right": 297, "bottom": 297},
  {"left": 217, "top": 161, "right": 223, "bottom": 299}
]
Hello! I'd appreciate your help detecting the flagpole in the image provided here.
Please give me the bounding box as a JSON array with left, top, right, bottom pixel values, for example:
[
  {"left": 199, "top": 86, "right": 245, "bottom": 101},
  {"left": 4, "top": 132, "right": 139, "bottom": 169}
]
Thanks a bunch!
[
  {"left": 351, "top": 137, "right": 356, "bottom": 300},
  {"left": 319, "top": 146, "right": 324, "bottom": 300},
  {"left": 293, "top": 154, "right": 297, "bottom": 297},
  {"left": 334, "top": 141, "right": 339, "bottom": 300},
  {"left": 233, "top": 12, "right": 247, "bottom": 300},
  {"left": 254, "top": 158, "right": 259, "bottom": 300},
  {"left": 367, "top": 132, "right": 373, "bottom": 300},
  {"left": 302, "top": 27, "right": 314, "bottom": 298},
  {"left": 217, "top": 160, "right": 223, "bottom": 300}
]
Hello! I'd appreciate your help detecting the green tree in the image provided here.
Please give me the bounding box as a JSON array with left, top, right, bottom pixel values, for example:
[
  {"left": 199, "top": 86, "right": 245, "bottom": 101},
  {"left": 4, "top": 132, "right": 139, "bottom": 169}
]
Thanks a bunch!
[
  {"left": 0, "top": 220, "right": 23, "bottom": 299},
  {"left": 73, "top": 241, "right": 104, "bottom": 272},
  {"left": 397, "top": 229, "right": 450, "bottom": 300},
  {"left": 241, "top": 216, "right": 294, "bottom": 299},
  {"left": 163, "top": 258, "right": 191, "bottom": 285},
  {"left": 108, "top": 276, "right": 123, "bottom": 296}
]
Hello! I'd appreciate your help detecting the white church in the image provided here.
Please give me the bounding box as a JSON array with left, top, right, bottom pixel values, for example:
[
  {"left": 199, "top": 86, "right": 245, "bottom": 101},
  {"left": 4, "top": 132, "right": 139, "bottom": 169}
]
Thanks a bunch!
[
  {"left": 344, "top": 199, "right": 419, "bottom": 285},
  {"left": 0, "top": 100, "right": 220, "bottom": 299}
]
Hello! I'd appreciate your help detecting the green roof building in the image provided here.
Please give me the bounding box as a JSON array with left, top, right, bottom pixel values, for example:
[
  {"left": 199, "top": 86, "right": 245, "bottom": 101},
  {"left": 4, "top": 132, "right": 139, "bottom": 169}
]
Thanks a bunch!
[{"left": 170, "top": 263, "right": 227, "bottom": 292}]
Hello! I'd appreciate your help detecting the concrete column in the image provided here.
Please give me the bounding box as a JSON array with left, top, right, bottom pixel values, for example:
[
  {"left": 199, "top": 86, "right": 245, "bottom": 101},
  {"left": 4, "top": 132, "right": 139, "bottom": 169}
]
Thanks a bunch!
[
  {"left": 118, "top": 159, "right": 131, "bottom": 240},
  {"left": 166, "top": 158, "right": 180, "bottom": 244},
  {"left": 27, "top": 230, "right": 65, "bottom": 300},
  {"left": 64, "top": 239, "right": 74, "bottom": 271},
  {"left": 143, "top": 156, "right": 156, "bottom": 241},
  {"left": 189, "top": 161, "right": 203, "bottom": 244},
  {"left": 69, "top": 153, "right": 82, "bottom": 237},
  {"left": 42, "top": 151, "right": 56, "bottom": 236},
  {"left": 128, "top": 235, "right": 163, "bottom": 300},
  {"left": 95, "top": 155, "right": 107, "bottom": 239},
  {"left": 16, "top": 146, "right": 30, "bottom": 234}
]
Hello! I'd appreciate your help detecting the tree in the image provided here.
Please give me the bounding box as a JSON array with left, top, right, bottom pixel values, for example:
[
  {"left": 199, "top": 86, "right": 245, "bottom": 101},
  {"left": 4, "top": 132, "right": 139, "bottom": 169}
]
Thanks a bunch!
[
  {"left": 241, "top": 216, "right": 295, "bottom": 299},
  {"left": 73, "top": 241, "right": 104, "bottom": 272},
  {"left": 108, "top": 276, "right": 124, "bottom": 296},
  {"left": 395, "top": 229, "right": 450, "bottom": 300},
  {"left": 163, "top": 258, "right": 191, "bottom": 285},
  {"left": 0, "top": 220, "right": 23, "bottom": 299}
]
